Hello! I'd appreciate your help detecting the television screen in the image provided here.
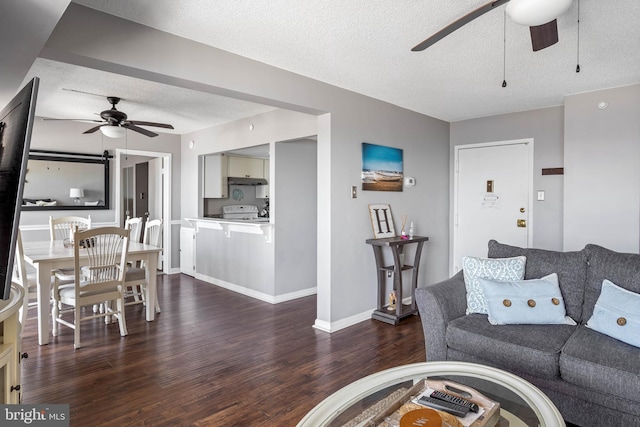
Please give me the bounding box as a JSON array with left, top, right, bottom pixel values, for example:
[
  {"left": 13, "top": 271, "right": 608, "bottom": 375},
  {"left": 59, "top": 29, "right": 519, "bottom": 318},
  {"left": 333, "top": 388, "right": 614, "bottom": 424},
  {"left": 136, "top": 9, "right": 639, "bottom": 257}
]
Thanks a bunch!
[{"left": 0, "top": 78, "right": 39, "bottom": 300}]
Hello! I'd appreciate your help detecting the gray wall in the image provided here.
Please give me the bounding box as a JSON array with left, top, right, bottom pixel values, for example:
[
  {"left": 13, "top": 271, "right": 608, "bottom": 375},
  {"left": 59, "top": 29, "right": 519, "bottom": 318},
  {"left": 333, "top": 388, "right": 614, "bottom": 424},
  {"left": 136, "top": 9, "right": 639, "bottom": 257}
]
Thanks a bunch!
[
  {"left": 450, "top": 106, "right": 565, "bottom": 251},
  {"left": 274, "top": 139, "right": 317, "bottom": 296},
  {"left": 564, "top": 84, "right": 640, "bottom": 252},
  {"left": 20, "top": 118, "right": 182, "bottom": 258},
  {"left": 450, "top": 84, "right": 640, "bottom": 255},
  {"left": 42, "top": 4, "right": 451, "bottom": 330}
]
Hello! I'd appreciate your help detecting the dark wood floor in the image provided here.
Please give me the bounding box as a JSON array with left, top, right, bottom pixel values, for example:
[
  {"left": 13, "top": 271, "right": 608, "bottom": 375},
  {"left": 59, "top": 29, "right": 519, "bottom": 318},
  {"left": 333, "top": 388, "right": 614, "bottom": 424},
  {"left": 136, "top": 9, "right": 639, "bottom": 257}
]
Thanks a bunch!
[{"left": 20, "top": 273, "right": 426, "bottom": 426}]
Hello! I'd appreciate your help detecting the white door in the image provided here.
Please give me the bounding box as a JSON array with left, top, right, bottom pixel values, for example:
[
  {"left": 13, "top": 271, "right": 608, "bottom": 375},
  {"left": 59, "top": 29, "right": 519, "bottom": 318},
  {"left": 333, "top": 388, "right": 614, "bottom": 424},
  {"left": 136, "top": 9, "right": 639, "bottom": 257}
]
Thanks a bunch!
[
  {"left": 453, "top": 140, "right": 533, "bottom": 273},
  {"left": 148, "top": 157, "right": 163, "bottom": 221},
  {"left": 147, "top": 157, "right": 164, "bottom": 270}
]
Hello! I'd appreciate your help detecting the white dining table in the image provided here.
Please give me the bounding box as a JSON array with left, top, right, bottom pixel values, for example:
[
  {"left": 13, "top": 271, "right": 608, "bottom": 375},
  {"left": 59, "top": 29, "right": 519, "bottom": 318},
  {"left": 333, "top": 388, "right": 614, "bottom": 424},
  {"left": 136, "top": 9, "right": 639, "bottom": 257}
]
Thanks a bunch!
[{"left": 22, "top": 239, "right": 162, "bottom": 345}]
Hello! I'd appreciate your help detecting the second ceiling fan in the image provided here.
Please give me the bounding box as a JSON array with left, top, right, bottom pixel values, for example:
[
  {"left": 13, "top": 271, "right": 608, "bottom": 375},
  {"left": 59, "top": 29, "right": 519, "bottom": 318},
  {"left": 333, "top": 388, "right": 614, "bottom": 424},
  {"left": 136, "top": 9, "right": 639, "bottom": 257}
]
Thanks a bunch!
[{"left": 412, "top": 0, "right": 574, "bottom": 52}]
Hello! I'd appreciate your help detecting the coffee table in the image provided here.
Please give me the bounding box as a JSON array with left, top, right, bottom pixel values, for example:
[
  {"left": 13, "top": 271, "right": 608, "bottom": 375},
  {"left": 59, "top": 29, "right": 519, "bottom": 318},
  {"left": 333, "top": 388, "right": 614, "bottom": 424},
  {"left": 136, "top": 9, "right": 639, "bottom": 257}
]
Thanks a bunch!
[{"left": 297, "top": 361, "right": 565, "bottom": 427}]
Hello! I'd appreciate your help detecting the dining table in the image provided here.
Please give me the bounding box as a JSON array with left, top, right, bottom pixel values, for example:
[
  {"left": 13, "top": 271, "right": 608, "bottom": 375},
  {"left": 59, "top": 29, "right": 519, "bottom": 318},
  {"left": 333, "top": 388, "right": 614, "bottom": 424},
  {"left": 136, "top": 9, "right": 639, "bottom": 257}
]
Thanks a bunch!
[{"left": 22, "top": 239, "right": 162, "bottom": 345}]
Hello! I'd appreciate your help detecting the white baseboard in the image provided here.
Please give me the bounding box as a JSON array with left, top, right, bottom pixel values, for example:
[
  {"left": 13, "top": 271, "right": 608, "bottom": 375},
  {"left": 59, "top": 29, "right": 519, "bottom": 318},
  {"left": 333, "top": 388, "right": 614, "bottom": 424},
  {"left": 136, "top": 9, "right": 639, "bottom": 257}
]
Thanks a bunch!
[
  {"left": 193, "top": 272, "right": 315, "bottom": 304},
  {"left": 313, "top": 309, "right": 373, "bottom": 333},
  {"left": 313, "top": 297, "right": 414, "bottom": 333}
]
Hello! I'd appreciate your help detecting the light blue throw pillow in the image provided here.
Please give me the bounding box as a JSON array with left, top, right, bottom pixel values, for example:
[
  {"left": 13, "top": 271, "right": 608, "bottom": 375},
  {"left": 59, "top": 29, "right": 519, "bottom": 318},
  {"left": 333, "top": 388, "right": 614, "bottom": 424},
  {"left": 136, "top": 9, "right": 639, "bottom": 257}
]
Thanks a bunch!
[
  {"left": 478, "top": 273, "right": 576, "bottom": 325},
  {"left": 586, "top": 279, "right": 640, "bottom": 348},
  {"left": 462, "top": 256, "right": 526, "bottom": 314}
]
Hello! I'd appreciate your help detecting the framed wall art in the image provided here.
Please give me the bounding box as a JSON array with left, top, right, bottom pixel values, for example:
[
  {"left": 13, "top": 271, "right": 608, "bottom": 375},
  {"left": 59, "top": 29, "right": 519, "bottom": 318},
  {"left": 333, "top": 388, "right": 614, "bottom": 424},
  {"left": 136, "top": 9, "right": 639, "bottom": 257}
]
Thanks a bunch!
[
  {"left": 362, "top": 142, "right": 403, "bottom": 192},
  {"left": 368, "top": 204, "right": 395, "bottom": 238}
]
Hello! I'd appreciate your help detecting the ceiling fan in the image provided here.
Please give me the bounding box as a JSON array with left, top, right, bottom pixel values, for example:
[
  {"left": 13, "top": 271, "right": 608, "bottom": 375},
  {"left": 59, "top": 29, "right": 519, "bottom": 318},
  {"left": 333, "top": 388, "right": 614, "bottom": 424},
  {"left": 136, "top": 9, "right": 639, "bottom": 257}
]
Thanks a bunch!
[
  {"left": 46, "top": 95, "right": 174, "bottom": 138},
  {"left": 84, "top": 96, "right": 174, "bottom": 138},
  {"left": 412, "top": 0, "right": 574, "bottom": 52}
]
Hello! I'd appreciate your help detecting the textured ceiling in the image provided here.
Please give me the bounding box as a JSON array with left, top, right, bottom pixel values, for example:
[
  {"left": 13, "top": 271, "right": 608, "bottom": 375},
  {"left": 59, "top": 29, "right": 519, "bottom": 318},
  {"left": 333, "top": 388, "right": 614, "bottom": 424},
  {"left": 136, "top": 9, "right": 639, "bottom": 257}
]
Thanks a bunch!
[
  {"left": 24, "top": 58, "right": 277, "bottom": 135},
  {"left": 32, "top": 0, "right": 640, "bottom": 130}
]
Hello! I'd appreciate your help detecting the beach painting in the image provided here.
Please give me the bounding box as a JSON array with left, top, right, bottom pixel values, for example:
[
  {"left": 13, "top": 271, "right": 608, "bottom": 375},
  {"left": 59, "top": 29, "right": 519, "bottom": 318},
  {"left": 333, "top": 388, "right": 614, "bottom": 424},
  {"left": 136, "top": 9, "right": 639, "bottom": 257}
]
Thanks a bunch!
[{"left": 362, "top": 142, "right": 403, "bottom": 192}]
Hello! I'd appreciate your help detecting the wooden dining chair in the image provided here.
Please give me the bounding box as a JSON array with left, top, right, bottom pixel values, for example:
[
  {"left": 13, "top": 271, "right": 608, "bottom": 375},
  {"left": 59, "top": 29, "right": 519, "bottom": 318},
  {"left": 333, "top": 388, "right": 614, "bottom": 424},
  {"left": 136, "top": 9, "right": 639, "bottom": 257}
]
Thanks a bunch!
[
  {"left": 49, "top": 215, "right": 92, "bottom": 242},
  {"left": 124, "top": 216, "right": 143, "bottom": 244},
  {"left": 12, "top": 230, "right": 38, "bottom": 330},
  {"left": 123, "top": 218, "right": 162, "bottom": 313},
  {"left": 50, "top": 215, "right": 94, "bottom": 309},
  {"left": 51, "top": 227, "right": 130, "bottom": 349}
]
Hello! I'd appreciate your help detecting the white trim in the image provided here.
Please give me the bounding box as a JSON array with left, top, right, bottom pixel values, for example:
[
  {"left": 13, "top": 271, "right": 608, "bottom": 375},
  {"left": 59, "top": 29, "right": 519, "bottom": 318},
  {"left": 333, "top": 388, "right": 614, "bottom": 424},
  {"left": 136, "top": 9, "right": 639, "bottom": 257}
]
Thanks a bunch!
[
  {"left": 273, "top": 287, "right": 317, "bottom": 303},
  {"left": 115, "top": 148, "right": 172, "bottom": 274},
  {"left": 193, "top": 272, "right": 315, "bottom": 305},
  {"left": 297, "top": 361, "right": 565, "bottom": 427},
  {"left": 313, "top": 309, "right": 374, "bottom": 333},
  {"left": 452, "top": 139, "right": 534, "bottom": 274}
]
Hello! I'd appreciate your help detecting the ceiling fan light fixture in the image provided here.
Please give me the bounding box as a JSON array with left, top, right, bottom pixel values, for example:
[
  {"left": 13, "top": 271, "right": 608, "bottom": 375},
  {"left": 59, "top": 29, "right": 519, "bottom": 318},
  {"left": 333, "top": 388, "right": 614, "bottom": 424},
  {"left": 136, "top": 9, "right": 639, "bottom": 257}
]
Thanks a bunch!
[
  {"left": 100, "top": 124, "right": 126, "bottom": 138},
  {"left": 506, "top": 0, "right": 572, "bottom": 26}
]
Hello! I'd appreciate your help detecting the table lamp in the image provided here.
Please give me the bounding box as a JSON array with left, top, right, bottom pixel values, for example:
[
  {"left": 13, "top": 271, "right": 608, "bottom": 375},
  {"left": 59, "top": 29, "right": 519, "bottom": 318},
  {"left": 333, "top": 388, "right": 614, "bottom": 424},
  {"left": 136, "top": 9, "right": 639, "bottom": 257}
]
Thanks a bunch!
[{"left": 69, "top": 188, "right": 84, "bottom": 205}]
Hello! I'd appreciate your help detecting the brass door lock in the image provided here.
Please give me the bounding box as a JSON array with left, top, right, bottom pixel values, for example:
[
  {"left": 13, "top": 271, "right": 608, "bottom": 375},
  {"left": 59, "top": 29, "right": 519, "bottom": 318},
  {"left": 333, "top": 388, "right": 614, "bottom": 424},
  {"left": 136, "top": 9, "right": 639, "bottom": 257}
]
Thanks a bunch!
[{"left": 517, "top": 219, "right": 527, "bottom": 228}]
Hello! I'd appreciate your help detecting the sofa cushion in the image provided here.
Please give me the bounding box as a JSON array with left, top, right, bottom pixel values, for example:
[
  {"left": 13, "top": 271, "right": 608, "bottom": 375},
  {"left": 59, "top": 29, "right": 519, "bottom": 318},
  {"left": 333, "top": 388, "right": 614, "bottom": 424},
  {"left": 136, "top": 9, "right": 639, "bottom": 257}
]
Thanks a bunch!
[
  {"left": 479, "top": 273, "right": 576, "bottom": 325},
  {"left": 582, "top": 244, "right": 640, "bottom": 323},
  {"left": 462, "top": 255, "right": 526, "bottom": 314},
  {"left": 487, "top": 240, "right": 587, "bottom": 321},
  {"left": 560, "top": 326, "right": 640, "bottom": 400},
  {"left": 586, "top": 279, "right": 640, "bottom": 348},
  {"left": 446, "top": 314, "right": 576, "bottom": 379}
]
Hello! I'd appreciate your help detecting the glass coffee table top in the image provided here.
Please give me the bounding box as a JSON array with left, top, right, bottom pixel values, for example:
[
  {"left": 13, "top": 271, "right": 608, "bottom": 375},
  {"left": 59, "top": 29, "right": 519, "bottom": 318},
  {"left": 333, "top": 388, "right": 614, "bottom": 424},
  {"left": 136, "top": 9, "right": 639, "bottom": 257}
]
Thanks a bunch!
[{"left": 297, "top": 361, "right": 565, "bottom": 427}]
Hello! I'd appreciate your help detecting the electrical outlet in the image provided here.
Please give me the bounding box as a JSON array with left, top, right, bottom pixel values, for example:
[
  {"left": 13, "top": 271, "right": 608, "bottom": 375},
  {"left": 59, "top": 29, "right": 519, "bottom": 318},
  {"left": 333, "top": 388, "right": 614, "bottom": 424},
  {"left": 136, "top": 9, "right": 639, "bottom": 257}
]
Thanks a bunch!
[{"left": 351, "top": 186, "right": 357, "bottom": 198}]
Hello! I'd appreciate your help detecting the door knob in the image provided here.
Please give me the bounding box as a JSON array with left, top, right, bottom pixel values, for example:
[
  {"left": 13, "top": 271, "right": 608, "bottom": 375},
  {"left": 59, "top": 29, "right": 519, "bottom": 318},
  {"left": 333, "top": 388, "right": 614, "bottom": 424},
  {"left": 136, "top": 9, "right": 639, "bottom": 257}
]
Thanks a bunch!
[{"left": 517, "top": 219, "right": 527, "bottom": 228}]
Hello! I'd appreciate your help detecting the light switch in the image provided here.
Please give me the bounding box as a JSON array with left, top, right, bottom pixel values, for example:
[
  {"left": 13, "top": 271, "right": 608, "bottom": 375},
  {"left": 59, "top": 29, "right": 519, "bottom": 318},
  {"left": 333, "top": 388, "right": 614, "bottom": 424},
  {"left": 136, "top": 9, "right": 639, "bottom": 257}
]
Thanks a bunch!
[
  {"left": 351, "top": 186, "right": 357, "bottom": 198},
  {"left": 537, "top": 190, "right": 545, "bottom": 201}
]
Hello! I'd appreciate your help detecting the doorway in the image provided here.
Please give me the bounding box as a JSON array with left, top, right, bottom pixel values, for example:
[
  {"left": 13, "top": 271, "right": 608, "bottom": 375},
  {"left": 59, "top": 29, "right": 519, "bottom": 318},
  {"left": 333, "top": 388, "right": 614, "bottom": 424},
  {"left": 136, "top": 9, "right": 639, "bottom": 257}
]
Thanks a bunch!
[
  {"left": 115, "top": 149, "right": 171, "bottom": 273},
  {"left": 453, "top": 139, "right": 533, "bottom": 274}
]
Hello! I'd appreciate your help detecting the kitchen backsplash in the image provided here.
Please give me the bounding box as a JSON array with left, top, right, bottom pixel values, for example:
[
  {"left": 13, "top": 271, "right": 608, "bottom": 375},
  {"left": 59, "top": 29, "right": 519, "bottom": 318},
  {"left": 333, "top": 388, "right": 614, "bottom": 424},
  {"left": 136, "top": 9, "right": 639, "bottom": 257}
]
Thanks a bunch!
[{"left": 203, "top": 184, "right": 267, "bottom": 217}]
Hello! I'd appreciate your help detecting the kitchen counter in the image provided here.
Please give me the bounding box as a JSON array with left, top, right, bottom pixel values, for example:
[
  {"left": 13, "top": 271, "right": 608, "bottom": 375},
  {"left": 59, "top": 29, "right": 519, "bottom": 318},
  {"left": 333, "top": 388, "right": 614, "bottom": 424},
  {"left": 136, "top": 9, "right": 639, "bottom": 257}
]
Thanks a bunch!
[
  {"left": 181, "top": 217, "right": 276, "bottom": 303},
  {"left": 185, "top": 217, "right": 273, "bottom": 242},
  {"left": 201, "top": 217, "right": 270, "bottom": 224}
]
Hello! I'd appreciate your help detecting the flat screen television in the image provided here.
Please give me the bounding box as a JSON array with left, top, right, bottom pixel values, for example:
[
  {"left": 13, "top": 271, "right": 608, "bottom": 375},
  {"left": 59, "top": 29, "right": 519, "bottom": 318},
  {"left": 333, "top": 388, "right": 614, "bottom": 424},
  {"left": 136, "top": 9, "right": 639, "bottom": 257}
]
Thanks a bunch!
[{"left": 0, "top": 77, "right": 39, "bottom": 300}]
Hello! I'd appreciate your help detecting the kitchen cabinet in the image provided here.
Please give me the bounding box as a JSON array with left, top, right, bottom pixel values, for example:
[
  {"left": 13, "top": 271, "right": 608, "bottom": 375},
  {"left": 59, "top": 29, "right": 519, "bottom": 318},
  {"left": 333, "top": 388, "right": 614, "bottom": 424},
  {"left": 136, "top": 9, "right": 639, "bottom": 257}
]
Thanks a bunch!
[
  {"left": 180, "top": 227, "right": 196, "bottom": 276},
  {"left": 256, "top": 160, "right": 270, "bottom": 198},
  {"left": 228, "top": 156, "right": 265, "bottom": 179},
  {"left": 0, "top": 284, "right": 24, "bottom": 404},
  {"left": 203, "top": 153, "right": 228, "bottom": 198}
]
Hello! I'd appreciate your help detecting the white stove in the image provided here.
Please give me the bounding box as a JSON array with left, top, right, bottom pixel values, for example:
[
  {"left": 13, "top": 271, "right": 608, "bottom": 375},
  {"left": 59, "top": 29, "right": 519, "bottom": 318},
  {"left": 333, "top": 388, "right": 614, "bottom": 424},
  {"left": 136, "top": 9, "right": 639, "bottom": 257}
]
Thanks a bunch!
[{"left": 222, "top": 205, "right": 259, "bottom": 221}]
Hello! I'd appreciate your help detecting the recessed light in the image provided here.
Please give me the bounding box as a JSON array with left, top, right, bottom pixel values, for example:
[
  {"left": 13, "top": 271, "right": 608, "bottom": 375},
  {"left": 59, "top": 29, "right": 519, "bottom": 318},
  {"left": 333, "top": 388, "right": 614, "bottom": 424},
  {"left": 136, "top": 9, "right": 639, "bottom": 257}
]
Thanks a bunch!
[{"left": 597, "top": 101, "right": 608, "bottom": 110}]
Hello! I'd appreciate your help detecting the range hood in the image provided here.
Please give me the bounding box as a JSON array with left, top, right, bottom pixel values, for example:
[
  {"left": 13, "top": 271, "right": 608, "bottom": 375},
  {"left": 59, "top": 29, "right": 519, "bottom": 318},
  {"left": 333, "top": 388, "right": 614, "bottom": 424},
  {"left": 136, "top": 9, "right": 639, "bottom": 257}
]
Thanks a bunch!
[{"left": 227, "top": 176, "right": 267, "bottom": 186}]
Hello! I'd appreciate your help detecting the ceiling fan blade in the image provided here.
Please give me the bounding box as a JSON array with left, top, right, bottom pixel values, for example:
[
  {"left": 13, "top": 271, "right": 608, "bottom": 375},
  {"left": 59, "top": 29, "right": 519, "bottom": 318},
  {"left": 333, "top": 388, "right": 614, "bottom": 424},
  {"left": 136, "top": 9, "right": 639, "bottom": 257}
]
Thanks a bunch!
[
  {"left": 83, "top": 124, "right": 105, "bottom": 134},
  {"left": 42, "top": 118, "right": 103, "bottom": 123},
  {"left": 129, "top": 120, "right": 175, "bottom": 129},
  {"left": 122, "top": 123, "right": 158, "bottom": 137},
  {"left": 412, "top": 0, "right": 510, "bottom": 51},
  {"left": 530, "top": 19, "right": 559, "bottom": 51}
]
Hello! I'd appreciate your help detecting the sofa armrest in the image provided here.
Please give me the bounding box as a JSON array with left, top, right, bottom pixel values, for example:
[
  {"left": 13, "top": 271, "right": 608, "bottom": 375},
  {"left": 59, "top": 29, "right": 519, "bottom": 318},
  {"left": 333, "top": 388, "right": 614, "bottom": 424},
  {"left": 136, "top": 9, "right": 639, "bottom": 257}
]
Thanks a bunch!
[{"left": 415, "top": 270, "right": 467, "bottom": 361}]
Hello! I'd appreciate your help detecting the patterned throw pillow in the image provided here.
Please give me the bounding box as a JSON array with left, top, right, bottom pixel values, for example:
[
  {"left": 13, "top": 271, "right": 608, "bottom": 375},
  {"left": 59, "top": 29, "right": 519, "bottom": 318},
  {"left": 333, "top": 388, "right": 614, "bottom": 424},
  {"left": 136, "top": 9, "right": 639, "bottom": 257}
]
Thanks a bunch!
[
  {"left": 478, "top": 273, "right": 577, "bottom": 325},
  {"left": 587, "top": 279, "right": 640, "bottom": 348},
  {"left": 462, "top": 255, "right": 526, "bottom": 314}
]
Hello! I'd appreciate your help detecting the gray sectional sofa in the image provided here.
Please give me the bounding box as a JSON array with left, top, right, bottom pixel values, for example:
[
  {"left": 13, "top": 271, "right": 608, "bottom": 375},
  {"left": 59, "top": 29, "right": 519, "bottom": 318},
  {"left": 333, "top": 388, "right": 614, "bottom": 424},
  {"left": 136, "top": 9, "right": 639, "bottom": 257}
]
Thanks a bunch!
[{"left": 415, "top": 240, "right": 640, "bottom": 427}]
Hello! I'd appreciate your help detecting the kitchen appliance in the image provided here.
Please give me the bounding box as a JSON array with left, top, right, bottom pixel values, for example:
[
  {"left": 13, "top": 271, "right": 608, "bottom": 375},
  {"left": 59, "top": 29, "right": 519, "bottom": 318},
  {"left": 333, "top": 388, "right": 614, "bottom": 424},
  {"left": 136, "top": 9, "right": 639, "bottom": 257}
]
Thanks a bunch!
[
  {"left": 259, "top": 199, "right": 270, "bottom": 218},
  {"left": 222, "top": 205, "right": 259, "bottom": 221}
]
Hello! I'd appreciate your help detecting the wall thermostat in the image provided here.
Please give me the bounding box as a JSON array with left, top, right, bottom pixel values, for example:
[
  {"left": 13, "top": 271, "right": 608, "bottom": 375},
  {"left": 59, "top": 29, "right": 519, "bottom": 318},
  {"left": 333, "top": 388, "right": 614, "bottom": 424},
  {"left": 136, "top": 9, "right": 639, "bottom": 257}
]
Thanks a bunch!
[{"left": 404, "top": 176, "right": 416, "bottom": 187}]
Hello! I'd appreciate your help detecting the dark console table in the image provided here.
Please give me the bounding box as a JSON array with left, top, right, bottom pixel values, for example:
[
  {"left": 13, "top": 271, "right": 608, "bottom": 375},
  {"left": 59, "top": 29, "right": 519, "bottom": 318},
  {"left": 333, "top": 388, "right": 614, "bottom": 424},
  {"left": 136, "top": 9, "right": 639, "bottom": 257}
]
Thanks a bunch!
[{"left": 365, "top": 235, "right": 429, "bottom": 324}]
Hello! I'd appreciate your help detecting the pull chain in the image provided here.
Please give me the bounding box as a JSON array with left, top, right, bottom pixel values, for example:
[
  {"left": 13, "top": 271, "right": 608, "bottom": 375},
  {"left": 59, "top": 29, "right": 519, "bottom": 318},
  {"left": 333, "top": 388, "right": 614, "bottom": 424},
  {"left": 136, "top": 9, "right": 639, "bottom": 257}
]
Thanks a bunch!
[
  {"left": 502, "top": 10, "right": 508, "bottom": 88},
  {"left": 576, "top": 0, "right": 581, "bottom": 73}
]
